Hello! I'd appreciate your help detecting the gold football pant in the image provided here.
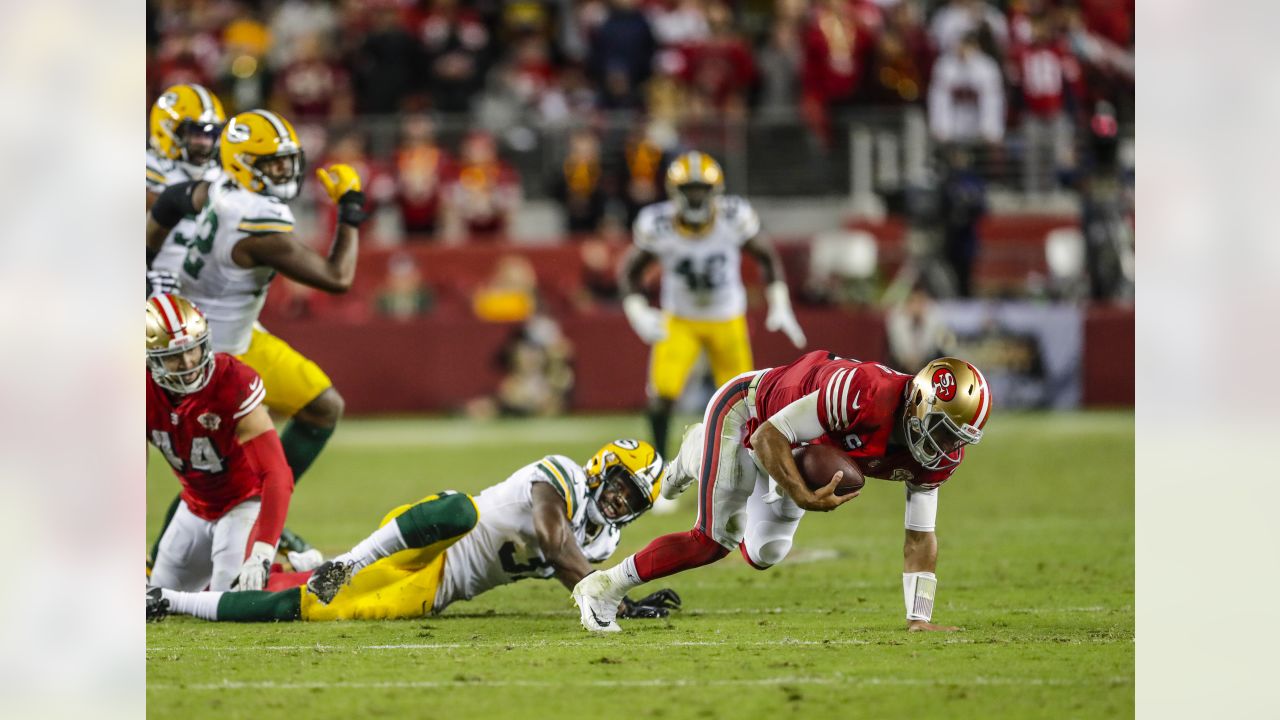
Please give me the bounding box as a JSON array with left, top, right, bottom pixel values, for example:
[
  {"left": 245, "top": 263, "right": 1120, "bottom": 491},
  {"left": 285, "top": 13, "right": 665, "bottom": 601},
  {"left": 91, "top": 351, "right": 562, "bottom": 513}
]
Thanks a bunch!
[
  {"left": 648, "top": 314, "right": 753, "bottom": 401},
  {"left": 235, "top": 324, "right": 333, "bottom": 417}
]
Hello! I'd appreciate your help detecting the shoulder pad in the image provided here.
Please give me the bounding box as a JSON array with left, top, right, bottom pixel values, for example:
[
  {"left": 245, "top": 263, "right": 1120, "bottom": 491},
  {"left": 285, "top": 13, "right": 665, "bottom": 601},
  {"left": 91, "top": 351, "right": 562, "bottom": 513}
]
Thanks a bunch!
[{"left": 532, "top": 455, "right": 585, "bottom": 519}]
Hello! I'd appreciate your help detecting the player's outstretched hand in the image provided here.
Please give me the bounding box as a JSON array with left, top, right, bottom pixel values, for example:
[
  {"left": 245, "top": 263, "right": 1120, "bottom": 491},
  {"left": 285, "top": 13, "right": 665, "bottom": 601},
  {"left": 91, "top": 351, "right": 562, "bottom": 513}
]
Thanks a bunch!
[
  {"left": 622, "top": 295, "right": 667, "bottom": 344},
  {"left": 233, "top": 541, "right": 275, "bottom": 591},
  {"left": 796, "top": 471, "right": 860, "bottom": 512},
  {"left": 907, "top": 620, "right": 961, "bottom": 632}
]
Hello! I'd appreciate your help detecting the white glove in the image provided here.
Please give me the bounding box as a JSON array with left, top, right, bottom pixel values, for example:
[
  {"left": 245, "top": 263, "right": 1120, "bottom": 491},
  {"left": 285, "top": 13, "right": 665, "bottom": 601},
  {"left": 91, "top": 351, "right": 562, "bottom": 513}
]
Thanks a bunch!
[
  {"left": 765, "top": 282, "right": 807, "bottom": 348},
  {"left": 146, "top": 269, "right": 181, "bottom": 299},
  {"left": 235, "top": 541, "right": 275, "bottom": 591},
  {"left": 287, "top": 548, "right": 325, "bottom": 572},
  {"left": 623, "top": 294, "right": 667, "bottom": 344}
]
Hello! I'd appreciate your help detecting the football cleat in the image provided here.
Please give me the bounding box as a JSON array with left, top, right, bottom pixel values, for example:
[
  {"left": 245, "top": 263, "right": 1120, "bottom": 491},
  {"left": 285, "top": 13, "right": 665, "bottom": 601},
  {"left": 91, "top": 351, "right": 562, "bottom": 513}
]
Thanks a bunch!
[
  {"left": 306, "top": 560, "right": 355, "bottom": 605},
  {"left": 660, "top": 423, "right": 704, "bottom": 500},
  {"left": 146, "top": 587, "right": 169, "bottom": 622},
  {"left": 571, "top": 571, "right": 625, "bottom": 633}
]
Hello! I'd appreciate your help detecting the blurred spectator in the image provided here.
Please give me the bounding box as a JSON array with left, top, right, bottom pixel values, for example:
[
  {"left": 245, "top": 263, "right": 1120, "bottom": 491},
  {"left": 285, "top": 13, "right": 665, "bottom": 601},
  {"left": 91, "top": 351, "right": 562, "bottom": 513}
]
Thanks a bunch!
[
  {"left": 575, "top": 236, "right": 623, "bottom": 309},
  {"left": 465, "top": 314, "right": 575, "bottom": 418},
  {"left": 588, "top": 0, "right": 657, "bottom": 110},
  {"left": 866, "top": 0, "right": 933, "bottom": 106},
  {"left": 472, "top": 254, "right": 539, "bottom": 323},
  {"left": 475, "top": 34, "right": 559, "bottom": 134},
  {"left": 928, "top": 0, "right": 1008, "bottom": 57},
  {"left": 1078, "top": 102, "right": 1134, "bottom": 301},
  {"left": 886, "top": 286, "right": 954, "bottom": 371},
  {"left": 679, "top": 1, "right": 757, "bottom": 115},
  {"left": 376, "top": 252, "right": 435, "bottom": 320},
  {"left": 801, "top": 0, "right": 876, "bottom": 145},
  {"left": 647, "top": 0, "right": 709, "bottom": 47},
  {"left": 272, "top": 32, "right": 354, "bottom": 123},
  {"left": 756, "top": 18, "right": 802, "bottom": 118},
  {"left": 218, "top": 9, "right": 273, "bottom": 112},
  {"left": 442, "top": 131, "right": 522, "bottom": 242},
  {"left": 1008, "top": 14, "right": 1082, "bottom": 195},
  {"left": 353, "top": 4, "right": 423, "bottom": 114},
  {"left": 928, "top": 32, "right": 1004, "bottom": 145},
  {"left": 537, "top": 63, "right": 600, "bottom": 125},
  {"left": 618, "top": 121, "right": 674, "bottom": 225},
  {"left": 551, "top": 128, "right": 610, "bottom": 234},
  {"left": 394, "top": 114, "right": 455, "bottom": 239},
  {"left": 937, "top": 145, "right": 987, "bottom": 297},
  {"left": 268, "top": 0, "right": 339, "bottom": 70},
  {"left": 417, "top": 0, "right": 493, "bottom": 113}
]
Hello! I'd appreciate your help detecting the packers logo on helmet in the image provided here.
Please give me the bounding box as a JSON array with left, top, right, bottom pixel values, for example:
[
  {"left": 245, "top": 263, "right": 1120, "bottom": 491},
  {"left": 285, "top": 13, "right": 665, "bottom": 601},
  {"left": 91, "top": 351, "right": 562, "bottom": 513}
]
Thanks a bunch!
[
  {"left": 220, "top": 110, "right": 305, "bottom": 200},
  {"left": 584, "top": 439, "right": 664, "bottom": 528},
  {"left": 902, "top": 358, "right": 991, "bottom": 471},
  {"left": 149, "top": 84, "right": 226, "bottom": 174},
  {"left": 146, "top": 294, "right": 215, "bottom": 394},
  {"left": 665, "top": 151, "right": 725, "bottom": 229}
]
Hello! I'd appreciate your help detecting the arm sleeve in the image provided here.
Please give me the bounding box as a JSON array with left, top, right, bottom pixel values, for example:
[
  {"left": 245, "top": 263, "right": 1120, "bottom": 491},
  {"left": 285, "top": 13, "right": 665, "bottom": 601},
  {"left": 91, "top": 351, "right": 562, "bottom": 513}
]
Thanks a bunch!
[
  {"left": 904, "top": 483, "right": 939, "bottom": 532},
  {"left": 150, "top": 180, "right": 199, "bottom": 228},
  {"left": 768, "top": 391, "right": 826, "bottom": 444},
  {"left": 632, "top": 210, "right": 659, "bottom": 253},
  {"left": 241, "top": 430, "right": 295, "bottom": 550}
]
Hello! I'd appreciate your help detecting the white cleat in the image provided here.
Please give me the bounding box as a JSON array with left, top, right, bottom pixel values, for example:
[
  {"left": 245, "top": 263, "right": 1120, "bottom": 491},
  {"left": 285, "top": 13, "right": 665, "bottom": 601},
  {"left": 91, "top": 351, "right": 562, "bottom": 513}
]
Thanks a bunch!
[
  {"left": 660, "top": 422, "right": 705, "bottom": 500},
  {"left": 572, "top": 571, "right": 625, "bottom": 633}
]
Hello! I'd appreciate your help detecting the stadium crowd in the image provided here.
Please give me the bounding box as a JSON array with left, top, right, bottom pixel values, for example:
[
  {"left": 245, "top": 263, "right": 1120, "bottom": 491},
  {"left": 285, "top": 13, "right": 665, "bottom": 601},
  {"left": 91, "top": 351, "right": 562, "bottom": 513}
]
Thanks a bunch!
[{"left": 148, "top": 0, "right": 1134, "bottom": 235}]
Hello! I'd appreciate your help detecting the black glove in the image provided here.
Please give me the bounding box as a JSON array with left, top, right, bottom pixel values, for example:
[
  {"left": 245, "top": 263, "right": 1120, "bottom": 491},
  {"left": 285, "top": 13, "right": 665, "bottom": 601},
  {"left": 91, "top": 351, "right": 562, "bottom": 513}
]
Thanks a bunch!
[
  {"left": 618, "top": 588, "right": 682, "bottom": 619},
  {"left": 147, "top": 269, "right": 181, "bottom": 298},
  {"left": 337, "top": 190, "right": 369, "bottom": 227}
]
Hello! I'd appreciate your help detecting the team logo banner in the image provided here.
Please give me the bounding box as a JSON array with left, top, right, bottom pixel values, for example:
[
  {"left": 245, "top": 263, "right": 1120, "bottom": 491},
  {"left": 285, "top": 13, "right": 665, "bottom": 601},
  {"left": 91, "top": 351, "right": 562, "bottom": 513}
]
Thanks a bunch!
[{"left": 935, "top": 301, "right": 1083, "bottom": 409}]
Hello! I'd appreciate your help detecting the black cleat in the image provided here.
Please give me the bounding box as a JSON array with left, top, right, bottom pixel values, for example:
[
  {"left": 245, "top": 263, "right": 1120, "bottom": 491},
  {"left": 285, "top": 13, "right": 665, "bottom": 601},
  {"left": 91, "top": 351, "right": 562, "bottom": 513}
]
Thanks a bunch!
[
  {"left": 278, "top": 527, "right": 314, "bottom": 554},
  {"left": 306, "top": 560, "right": 354, "bottom": 605},
  {"left": 146, "top": 587, "right": 169, "bottom": 622}
]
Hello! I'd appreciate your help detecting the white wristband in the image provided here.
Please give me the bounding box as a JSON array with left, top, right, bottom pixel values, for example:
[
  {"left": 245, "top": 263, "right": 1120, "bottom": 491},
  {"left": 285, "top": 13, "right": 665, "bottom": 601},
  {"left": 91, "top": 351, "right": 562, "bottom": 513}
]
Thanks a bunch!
[{"left": 903, "top": 572, "right": 937, "bottom": 621}]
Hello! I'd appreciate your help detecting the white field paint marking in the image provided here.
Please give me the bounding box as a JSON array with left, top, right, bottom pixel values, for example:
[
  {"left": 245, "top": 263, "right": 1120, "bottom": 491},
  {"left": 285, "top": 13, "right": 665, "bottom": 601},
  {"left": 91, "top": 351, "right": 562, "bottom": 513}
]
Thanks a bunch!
[{"left": 148, "top": 675, "right": 1134, "bottom": 692}]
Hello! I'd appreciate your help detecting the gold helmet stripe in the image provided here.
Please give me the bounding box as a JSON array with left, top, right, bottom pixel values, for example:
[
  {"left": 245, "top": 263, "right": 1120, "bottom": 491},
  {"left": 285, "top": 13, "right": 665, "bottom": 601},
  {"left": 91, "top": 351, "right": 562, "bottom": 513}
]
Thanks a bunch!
[
  {"left": 191, "top": 83, "right": 214, "bottom": 119},
  {"left": 150, "top": 294, "right": 184, "bottom": 340},
  {"left": 251, "top": 109, "right": 294, "bottom": 146}
]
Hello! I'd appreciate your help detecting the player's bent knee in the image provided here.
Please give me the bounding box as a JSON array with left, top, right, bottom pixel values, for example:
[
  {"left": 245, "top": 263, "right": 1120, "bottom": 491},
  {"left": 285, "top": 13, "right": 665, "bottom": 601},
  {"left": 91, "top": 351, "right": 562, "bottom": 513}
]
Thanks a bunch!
[
  {"left": 395, "top": 493, "right": 479, "bottom": 548},
  {"left": 298, "top": 388, "right": 344, "bottom": 426},
  {"left": 752, "top": 537, "right": 793, "bottom": 568}
]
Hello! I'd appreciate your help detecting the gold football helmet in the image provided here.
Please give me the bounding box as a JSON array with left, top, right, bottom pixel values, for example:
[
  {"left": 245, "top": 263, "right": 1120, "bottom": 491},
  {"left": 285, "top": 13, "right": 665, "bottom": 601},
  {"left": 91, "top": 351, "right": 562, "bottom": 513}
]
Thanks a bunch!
[
  {"left": 149, "top": 84, "right": 226, "bottom": 174},
  {"left": 902, "top": 358, "right": 991, "bottom": 471},
  {"left": 665, "top": 151, "right": 724, "bottom": 227},
  {"left": 220, "top": 110, "right": 304, "bottom": 200},
  {"left": 584, "top": 439, "right": 665, "bottom": 527},
  {"left": 146, "top": 294, "right": 215, "bottom": 394}
]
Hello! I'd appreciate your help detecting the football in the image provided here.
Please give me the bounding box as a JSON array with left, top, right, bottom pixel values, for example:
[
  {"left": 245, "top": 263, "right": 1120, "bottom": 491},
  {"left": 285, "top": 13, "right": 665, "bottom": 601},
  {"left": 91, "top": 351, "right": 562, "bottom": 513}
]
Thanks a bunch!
[{"left": 793, "top": 444, "right": 865, "bottom": 496}]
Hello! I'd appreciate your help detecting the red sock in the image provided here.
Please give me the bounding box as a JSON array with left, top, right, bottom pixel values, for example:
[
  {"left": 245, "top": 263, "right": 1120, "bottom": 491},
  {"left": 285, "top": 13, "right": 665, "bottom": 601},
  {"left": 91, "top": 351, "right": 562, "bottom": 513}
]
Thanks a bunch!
[{"left": 633, "top": 529, "right": 730, "bottom": 582}]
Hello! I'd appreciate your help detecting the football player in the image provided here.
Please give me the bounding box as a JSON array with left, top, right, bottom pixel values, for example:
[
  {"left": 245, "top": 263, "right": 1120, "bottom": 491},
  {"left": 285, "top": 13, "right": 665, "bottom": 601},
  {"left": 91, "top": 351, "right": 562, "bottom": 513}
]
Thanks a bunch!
[
  {"left": 146, "top": 294, "right": 295, "bottom": 592},
  {"left": 620, "top": 151, "right": 806, "bottom": 459},
  {"left": 146, "top": 83, "right": 226, "bottom": 298},
  {"left": 145, "top": 109, "right": 367, "bottom": 566},
  {"left": 573, "top": 351, "right": 991, "bottom": 633},
  {"left": 148, "top": 441, "right": 681, "bottom": 623}
]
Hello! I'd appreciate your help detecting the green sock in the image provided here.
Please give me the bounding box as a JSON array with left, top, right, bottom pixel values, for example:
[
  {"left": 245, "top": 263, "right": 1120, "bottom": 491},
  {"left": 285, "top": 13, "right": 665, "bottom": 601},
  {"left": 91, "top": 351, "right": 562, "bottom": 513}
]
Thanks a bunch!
[
  {"left": 148, "top": 493, "right": 183, "bottom": 563},
  {"left": 216, "top": 589, "right": 303, "bottom": 622},
  {"left": 395, "top": 493, "right": 479, "bottom": 548},
  {"left": 280, "top": 419, "right": 336, "bottom": 484}
]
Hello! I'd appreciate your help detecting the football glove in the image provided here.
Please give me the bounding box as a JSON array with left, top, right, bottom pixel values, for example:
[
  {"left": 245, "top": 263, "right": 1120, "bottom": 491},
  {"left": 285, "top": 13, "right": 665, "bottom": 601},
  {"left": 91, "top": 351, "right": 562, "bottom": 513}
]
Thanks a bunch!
[
  {"left": 233, "top": 541, "right": 275, "bottom": 591},
  {"left": 622, "top": 294, "right": 667, "bottom": 344},
  {"left": 316, "top": 164, "right": 368, "bottom": 227},
  {"left": 764, "top": 281, "right": 806, "bottom": 348},
  {"left": 146, "top": 269, "right": 181, "bottom": 299},
  {"left": 287, "top": 548, "right": 325, "bottom": 572},
  {"left": 618, "top": 588, "right": 682, "bottom": 619}
]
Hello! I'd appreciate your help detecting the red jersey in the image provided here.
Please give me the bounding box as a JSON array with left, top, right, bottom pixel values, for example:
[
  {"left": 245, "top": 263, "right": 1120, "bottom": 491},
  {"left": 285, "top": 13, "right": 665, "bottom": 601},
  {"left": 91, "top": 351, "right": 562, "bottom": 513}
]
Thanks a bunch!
[
  {"left": 751, "top": 350, "right": 960, "bottom": 486},
  {"left": 146, "top": 354, "right": 268, "bottom": 520}
]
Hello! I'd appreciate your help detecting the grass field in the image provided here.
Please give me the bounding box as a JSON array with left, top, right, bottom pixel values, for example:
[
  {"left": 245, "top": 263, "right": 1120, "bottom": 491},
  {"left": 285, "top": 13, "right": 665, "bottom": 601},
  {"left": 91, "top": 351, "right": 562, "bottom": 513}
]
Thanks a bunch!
[{"left": 146, "top": 411, "right": 1134, "bottom": 719}]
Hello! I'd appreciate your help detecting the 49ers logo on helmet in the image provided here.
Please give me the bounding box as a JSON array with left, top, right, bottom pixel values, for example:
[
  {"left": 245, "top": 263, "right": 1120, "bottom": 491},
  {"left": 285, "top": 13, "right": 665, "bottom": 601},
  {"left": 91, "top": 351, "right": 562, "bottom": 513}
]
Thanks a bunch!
[{"left": 932, "top": 368, "right": 957, "bottom": 401}]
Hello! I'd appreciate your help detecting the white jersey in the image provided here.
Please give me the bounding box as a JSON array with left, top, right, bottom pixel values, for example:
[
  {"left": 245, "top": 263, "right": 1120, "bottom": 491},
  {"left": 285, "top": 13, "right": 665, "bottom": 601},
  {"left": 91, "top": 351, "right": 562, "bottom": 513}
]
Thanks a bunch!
[
  {"left": 632, "top": 195, "right": 761, "bottom": 321},
  {"left": 147, "top": 148, "right": 221, "bottom": 275},
  {"left": 177, "top": 178, "right": 295, "bottom": 354},
  {"left": 435, "top": 455, "right": 621, "bottom": 612}
]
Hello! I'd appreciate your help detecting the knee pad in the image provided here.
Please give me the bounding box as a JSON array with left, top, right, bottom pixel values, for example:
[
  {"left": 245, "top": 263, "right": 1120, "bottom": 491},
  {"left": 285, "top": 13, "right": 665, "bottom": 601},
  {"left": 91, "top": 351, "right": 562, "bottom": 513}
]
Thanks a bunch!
[
  {"left": 395, "top": 492, "right": 479, "bottom": 548},
  {"left": 741, "top": 530, "right": 794, "bottom": 570}
]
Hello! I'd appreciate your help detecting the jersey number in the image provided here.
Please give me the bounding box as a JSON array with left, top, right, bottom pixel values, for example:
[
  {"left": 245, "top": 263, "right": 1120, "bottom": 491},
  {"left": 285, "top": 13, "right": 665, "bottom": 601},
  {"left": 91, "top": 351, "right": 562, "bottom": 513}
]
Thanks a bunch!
[
  {"left": 675, "top": 254, "right": 727, "bottom": 292},
  {"left": 498, "top": 541, "right": 552, "bottom": 579},
  {"left": 182, "top": 208, "right": 219, "bottom": 280},
  {"left": 151, "top": 430, "right": 225, "bottom": 473}
]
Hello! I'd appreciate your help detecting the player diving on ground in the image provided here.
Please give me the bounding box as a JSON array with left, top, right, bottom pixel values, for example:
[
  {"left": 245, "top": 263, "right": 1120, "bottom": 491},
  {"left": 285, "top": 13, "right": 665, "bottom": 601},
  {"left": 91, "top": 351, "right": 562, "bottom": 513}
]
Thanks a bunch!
[{"left": 148, "top": 440, "right": 680, "bottom": 622}]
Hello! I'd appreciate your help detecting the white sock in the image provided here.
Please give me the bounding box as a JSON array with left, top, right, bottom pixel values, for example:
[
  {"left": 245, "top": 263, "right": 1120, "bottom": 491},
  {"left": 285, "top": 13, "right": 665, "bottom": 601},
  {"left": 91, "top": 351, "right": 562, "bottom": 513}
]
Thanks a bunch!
[
  {"left": 331, "top": 521, "right": 407, "bottom": 572},
  {"left": 162, "top": 589, "right": 223, "bottom": 621},
  {"left": 603, "top": 555, "right": 643, "bottom": 595}
]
